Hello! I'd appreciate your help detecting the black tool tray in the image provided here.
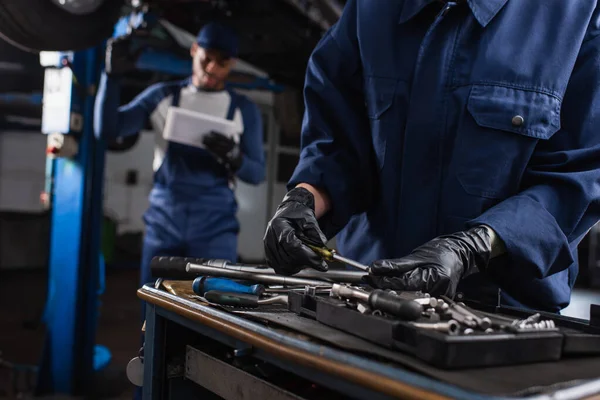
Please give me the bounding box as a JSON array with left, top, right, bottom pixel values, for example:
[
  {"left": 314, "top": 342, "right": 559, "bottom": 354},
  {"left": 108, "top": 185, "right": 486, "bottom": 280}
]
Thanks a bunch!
[
  {"left": 287, "top": 291, "right": 600, "bottom": 369},
  {"left": 466, "top": 301, "right": 600, "bottom": 357}
]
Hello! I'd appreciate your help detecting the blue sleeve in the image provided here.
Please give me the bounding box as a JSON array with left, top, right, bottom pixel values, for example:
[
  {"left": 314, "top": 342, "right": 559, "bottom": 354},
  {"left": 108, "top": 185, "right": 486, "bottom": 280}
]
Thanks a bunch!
[
  {"left": 93, "top": 72, "right": 176, "bottom": 140},
  {"left": 287, "top": 0, "right": 376, "bottom": 238},
  {"left": 469, "top": 33, "right": 600, "bottom": 280},
  {"left": 235, "top": 98, "right": 265, "bottom": 184}
]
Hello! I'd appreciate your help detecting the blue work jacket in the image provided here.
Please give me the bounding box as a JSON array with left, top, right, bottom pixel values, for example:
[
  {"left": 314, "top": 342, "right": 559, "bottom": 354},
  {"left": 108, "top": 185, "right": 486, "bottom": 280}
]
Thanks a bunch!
[{"left": 289, "top": 0, "right": 600, "bottom": 311}]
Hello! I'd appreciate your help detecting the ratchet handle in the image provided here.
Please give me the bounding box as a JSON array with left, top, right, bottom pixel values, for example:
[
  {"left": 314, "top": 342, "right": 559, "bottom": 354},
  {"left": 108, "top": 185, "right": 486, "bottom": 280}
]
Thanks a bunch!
[
  {"left": 204, "top": 291, "right": 259, "bottom": 308},
  {"left": 150, "top": 256, "right": 209, "bottom": 279},
  {"left": 369, "top": 290, "right": 423, "bottom": 321},
  {"left": 192, "top": 277, "right": 264, "bottom": 296}
]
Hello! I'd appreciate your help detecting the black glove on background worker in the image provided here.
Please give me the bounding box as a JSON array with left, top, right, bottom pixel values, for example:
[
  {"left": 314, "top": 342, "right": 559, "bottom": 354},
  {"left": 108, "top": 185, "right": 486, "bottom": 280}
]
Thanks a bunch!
[
  {"left": 365, "top": 226, "right": 493, "bottom": 297},
  {"left": 264, "top": 187, "right": 329, "bottom": 275},
  {"left": 203, "top": 131, "right": 243, "bottom": 172}
]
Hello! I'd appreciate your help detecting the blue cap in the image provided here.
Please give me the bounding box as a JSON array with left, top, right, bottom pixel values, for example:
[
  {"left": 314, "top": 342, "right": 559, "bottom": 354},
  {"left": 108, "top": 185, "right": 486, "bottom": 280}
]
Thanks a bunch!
[{"left": 196, "top": 22, "right": 239, "bottom": 58}]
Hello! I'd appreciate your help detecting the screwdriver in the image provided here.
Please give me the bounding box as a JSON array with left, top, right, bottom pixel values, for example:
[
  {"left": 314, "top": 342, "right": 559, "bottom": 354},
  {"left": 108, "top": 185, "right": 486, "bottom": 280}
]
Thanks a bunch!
[
  {"left": 305, "top": 244, "right": 371, "bottom": 272},
  {"left": 204, "top": 291, "right": 288, "bottom": 308}
]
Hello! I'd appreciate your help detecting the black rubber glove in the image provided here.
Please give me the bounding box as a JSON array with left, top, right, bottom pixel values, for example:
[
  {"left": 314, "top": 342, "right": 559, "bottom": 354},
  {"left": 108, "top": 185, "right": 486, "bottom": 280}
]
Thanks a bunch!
[
  {"left": 105, "top": 35, "right": 137, "bottom": 76},
  {"left": 263, "top": 187, "right": 329, "bottom": 275},
  {"left": 203, "top": 131, "right": 243, "bottom": 172},
  {"left": 365, "top": 226, "right": 492, "bottom": 297}
]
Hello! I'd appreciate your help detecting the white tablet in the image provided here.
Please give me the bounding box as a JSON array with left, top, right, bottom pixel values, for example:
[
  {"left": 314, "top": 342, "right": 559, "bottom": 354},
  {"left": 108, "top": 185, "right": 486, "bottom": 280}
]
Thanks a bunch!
[{"left": 162, "top": 106, "right": 240, "bottom": 148}]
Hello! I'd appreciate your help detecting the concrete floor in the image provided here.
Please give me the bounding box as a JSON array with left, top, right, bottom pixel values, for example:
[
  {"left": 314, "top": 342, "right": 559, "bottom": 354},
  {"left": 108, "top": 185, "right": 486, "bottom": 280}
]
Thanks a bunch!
[
  {"left": 0, "top": 268, "right": 598, "bottom": 399},
  {"left": 0, "top": 269, "right": 140, "bottom": 399}
]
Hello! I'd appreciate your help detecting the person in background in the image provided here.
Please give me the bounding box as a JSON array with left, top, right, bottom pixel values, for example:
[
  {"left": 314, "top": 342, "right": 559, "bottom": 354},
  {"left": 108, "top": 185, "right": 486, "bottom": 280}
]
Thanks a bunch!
[
  {"left": 263, "top": 0, "right": 600, "bottom": 312},
  {"left": 94, "top": 22, "right": 265, "bottom": 290}
]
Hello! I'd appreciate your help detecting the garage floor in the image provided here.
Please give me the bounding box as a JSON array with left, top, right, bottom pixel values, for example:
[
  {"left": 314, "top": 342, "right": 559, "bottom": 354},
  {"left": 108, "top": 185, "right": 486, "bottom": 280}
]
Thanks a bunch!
[
  {"left": 0, "top": 269, "right": 598, "bottom": 399},
  {"left": 0, "top": 269, "right": 140, "bottom": 399}
]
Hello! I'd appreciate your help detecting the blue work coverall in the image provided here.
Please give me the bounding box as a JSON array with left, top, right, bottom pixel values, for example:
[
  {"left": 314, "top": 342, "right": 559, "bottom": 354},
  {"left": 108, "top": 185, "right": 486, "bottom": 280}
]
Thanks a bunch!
[
  {"left": 95, "top": 74, "right": 265, "bottom": 286},
  {"left": 289, "top": 0, "right": 600, "bottom": 311}
]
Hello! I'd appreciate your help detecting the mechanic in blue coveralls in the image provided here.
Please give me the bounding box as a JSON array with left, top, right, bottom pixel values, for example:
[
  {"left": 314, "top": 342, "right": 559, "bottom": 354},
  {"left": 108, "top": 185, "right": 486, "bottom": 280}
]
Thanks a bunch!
[
  {"left": 264, "top": 0, "right": 600, "bottom": 312},
  {"left": 95, "top": 23, "right": 265, "bottom": 287}
]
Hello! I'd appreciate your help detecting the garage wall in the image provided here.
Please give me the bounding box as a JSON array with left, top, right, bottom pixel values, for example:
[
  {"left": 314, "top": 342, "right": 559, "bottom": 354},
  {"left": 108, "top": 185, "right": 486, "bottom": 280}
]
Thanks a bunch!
[
  {"left": 0, "top": 86, "right": 299, "bottom": 263},
  {"left": 0, "top": 130, "right": 154, "bottom": 234},
  {"left": 103, "top": 132, "right": 154, "bottom": 233},
  {"left": 0, "top": 129, "right": 274, "bottom": 262},
  {"left": 0, "top": 132, "right": 47, "bottom": 212}
]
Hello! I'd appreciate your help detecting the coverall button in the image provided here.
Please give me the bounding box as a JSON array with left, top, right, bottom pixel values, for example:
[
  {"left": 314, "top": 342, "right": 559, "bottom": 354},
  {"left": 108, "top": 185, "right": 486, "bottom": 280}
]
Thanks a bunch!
[{"left": 512, "top": 115, "right": 524, "bottom": 127}]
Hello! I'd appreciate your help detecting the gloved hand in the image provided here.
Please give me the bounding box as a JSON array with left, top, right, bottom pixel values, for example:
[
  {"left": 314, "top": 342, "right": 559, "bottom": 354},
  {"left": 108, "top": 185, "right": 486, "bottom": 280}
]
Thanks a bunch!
[
  {"left": 263, "top": 187, "right": 329, "bottom": 275},
  {"left": 365, "top": 226, "right": 493, "bottom": 297},
  {"left": 202, "top": 131, "right": 243, "bottom": 172},
  {"left": 105, "top": 35, "right": 137, "bottom": 76}
]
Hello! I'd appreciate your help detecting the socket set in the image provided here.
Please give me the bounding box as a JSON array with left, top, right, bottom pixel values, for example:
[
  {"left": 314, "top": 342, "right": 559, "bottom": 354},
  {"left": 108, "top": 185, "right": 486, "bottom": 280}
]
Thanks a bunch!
[{"left": 287, "top": 286, "right": 600, "bottom": 369}]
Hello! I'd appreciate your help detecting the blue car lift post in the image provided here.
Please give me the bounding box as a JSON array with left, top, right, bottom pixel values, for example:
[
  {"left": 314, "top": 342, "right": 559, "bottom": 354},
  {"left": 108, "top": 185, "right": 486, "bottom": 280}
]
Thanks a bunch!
[
  {"left": 35, "top": 47, "right": 110, "bottom": 395},
  {"left": 31, "top": 12, "right": 283, "bottom": 396}
]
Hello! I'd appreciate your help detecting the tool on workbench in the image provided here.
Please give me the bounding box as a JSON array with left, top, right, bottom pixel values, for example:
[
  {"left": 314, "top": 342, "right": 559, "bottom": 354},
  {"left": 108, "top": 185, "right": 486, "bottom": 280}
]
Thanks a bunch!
[
  {"left": 152, "top": 256, "right": 366, "bottom": 283},
  {"left": 186, "top": 263, "right": 333, "bottom": 287},
  {"left": 303, "top": 241, "right": 371, "bottom": 272},
  {"left": 192, "top": 277, "right": 265, "bottom": 297},
  {"left": 331, "top": 284, "right": 422, "bottom": 321},
  {"left": 150, "top": 256, "right": 223, "bottom": 279},
  {"left": 393, "top": 291, "right": 438, "bottom": 308},
  {"left": 441, "top": 295, "right": 491, "bottom": 330},
  {"left": 264, "top": 286, "right": 332, "bottom": 294},
  {"left": 204, "top": 291, "right": 289, "bottom": 308},
  {"left": 410, "top": 320, "right": 461, "bottom": 336},
  {"left": 508, "top": 313, "right": 558, "bottom": 332}
]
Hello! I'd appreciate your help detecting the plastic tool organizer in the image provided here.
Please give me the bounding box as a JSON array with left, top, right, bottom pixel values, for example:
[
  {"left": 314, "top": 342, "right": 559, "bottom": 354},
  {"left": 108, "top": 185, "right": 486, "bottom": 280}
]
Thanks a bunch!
[{"left": 287, "top": 291, "right": 600, "bottom": 369}]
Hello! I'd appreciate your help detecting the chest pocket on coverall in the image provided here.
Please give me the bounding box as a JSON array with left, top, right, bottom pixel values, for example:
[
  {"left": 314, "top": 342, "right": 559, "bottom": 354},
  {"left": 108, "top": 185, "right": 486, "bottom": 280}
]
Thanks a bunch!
[
  {"left": 364, "top": 76, "right": 401, "bottom": 170},
  {"left": 456, "top": 84, "right": 562, "bottom": 199}
]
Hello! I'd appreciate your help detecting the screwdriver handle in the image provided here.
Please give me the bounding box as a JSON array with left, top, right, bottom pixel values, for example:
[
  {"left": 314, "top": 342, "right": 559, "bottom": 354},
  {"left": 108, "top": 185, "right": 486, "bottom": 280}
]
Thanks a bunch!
[
  {"left": 150, "top": 256, "right": 210, "bottom": 279},
  {"left": 192, "top": 277, "right": 264, "bottom": 297},
  {"left": 204, "top": 291, "right": 260, "bottom": 308},
  {"left": 369, "top": 290, "right": 423, "bottom": 321},
  {"left": 306, "top": 244, "right": 335, "bottom": 262}
]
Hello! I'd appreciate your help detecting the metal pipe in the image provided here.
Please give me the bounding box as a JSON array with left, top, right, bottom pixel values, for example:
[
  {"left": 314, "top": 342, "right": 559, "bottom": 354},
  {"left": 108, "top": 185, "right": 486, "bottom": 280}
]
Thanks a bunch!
[
  {"left": 186, "top": 263, "right": 331, "bottom": 287},
  {"left": 297, "top": 269, "right": 366, "bottom": 283},
  {"left": 264, "top": 286, "right": 331, "bottom": 294},
  {"left": 195, "top": 262, "right": 367, "bottom": 283},
  {"left": 331, "top": 253, "right": 370, "bottom": 272}
]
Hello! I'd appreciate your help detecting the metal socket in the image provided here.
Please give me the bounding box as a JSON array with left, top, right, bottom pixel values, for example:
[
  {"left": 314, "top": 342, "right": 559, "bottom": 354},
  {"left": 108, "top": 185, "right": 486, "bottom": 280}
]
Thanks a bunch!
[
  {"left": 435, "top": 300, "right": 450, "bottom": 313},
  {"left": 452, "top": 303, "right": 492, "bottom": 330},
  {"left": 331, "top": 284, "right": 370, "bottom": 303},
  {"left": 411, "top": 320, "right": 461, "bottom": 336},
  {"left": 396, "top": 292, "right": 438, "bottom": 308},
  {"left": 445, "top": 309, "right": 478, "bottom": 328}
]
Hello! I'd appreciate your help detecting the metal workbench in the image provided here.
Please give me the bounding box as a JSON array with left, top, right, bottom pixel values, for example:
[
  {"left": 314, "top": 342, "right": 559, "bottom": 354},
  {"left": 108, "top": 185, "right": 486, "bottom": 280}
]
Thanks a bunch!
[{"left": 138, "top": 284, "right": 600, "bottom": 400}]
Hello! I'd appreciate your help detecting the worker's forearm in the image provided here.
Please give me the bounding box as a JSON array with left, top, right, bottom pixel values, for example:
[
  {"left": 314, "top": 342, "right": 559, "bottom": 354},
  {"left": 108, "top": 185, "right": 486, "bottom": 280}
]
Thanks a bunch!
[
  {"left": 236, "top": 155, "right": 265, "bottom": 185},
  {"left": 296, "top": 183, "right": 331, "bottom": 218}
]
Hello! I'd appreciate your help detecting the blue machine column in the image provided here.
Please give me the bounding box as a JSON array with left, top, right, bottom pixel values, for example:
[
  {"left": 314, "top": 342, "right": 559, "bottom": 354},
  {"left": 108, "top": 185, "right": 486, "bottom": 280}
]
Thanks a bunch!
[{"left": 35, "top": 47, "right": 109, "bottom": 395}]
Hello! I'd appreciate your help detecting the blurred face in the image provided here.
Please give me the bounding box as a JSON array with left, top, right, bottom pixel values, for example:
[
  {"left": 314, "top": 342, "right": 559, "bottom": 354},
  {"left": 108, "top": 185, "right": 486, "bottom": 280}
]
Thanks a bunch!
[{"left": 190, "top": 43, "right": 235, "bottom": 90}]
